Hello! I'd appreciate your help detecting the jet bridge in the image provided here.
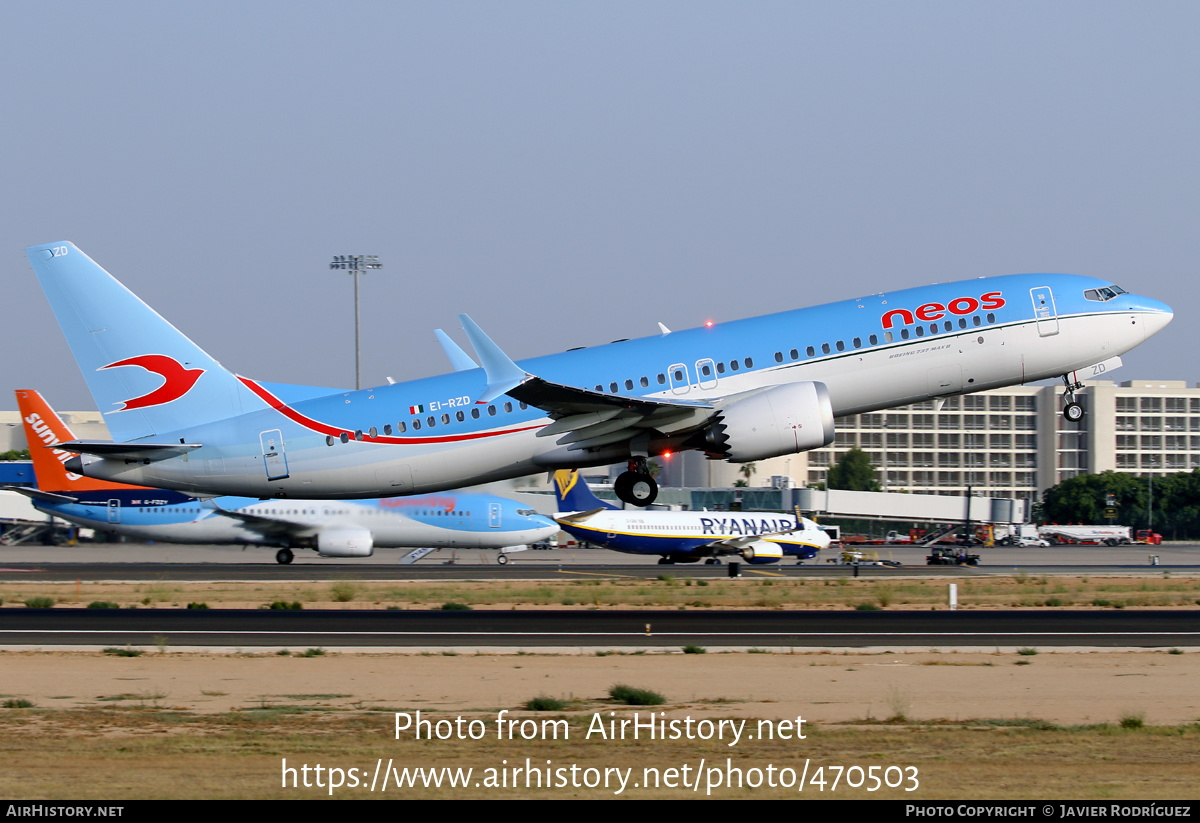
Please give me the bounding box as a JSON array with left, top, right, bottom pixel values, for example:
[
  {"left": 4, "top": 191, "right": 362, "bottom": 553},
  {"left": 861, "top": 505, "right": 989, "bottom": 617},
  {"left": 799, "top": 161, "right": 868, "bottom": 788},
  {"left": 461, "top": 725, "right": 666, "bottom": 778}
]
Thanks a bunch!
[{"left": 794, "top": 488, "right": 1026, "bottom": 526}]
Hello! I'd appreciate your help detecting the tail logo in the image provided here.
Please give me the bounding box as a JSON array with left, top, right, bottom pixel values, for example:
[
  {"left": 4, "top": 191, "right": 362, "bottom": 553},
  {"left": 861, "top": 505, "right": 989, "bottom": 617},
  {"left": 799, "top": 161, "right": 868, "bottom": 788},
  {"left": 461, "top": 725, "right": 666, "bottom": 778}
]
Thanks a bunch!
[
  {"left": 99, "top": 355, "right": 205, "bottom": 411},
  {"left": 554, "top": 470, "right": 578, "bottom": 497}
]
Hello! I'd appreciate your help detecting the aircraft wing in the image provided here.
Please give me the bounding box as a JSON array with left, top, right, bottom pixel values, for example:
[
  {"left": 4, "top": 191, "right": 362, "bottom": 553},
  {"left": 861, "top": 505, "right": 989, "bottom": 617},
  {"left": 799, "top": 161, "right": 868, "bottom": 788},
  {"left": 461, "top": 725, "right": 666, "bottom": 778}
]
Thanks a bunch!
[
  {"left": 552, "top": 508, "right": 608, "bottom": 525},
  {"left": 458, "top": 315, "right": 713, "bottom": 450},
  {"left": 208, "top": 504, "right": 319, "bottom": 540},
  {"left": 701, "top": 524, "right": 809, "bottom": 553}
]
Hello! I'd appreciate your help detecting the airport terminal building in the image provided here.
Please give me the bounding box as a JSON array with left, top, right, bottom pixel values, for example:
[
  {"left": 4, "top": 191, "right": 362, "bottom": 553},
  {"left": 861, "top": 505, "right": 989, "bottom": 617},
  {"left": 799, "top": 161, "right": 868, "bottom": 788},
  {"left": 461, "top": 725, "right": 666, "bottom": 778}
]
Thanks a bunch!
[{"left": 6, "top": 380, "right": 1200, "bottom": 502}]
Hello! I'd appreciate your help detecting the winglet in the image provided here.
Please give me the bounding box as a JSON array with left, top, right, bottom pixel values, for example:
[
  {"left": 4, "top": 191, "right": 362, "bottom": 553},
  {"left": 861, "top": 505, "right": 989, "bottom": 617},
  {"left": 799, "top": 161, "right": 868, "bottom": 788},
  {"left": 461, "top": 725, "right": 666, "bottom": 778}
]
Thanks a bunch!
[
  {"left": 457, "top": 314, "right": 529, "bottom": 403},
  {"left": 434, "top": 329, "right": 480, "bottom": 372}
]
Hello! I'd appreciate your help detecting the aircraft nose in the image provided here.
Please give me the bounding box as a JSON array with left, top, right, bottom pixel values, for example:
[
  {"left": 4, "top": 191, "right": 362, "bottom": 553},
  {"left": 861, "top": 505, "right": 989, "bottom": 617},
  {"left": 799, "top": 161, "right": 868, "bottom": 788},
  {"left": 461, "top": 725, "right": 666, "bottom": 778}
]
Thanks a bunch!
[{"left": 1133, "top": 296, "right": 1173, "bottom": 340}]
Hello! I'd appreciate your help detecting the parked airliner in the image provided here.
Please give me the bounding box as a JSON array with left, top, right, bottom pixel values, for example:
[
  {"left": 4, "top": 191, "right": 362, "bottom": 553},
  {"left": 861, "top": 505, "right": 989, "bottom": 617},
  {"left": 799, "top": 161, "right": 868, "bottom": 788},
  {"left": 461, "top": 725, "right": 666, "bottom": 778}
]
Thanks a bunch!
[
  {"left": 26, "top": 242, "right": 1171, "bottom": 506},
  {"left": 552, "top": 470, "right": 829, "bottom": 564},
  {"left": 10, "top": 390, "right": 557, "bottom": 564}
]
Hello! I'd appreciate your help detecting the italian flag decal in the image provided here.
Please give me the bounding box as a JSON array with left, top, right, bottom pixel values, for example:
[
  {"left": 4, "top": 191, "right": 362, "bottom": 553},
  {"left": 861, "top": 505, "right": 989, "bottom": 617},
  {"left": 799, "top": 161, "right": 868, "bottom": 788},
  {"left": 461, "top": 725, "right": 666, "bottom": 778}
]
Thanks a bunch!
[{"left": 408, "top": 404, "right": 424, "bottom": 414}]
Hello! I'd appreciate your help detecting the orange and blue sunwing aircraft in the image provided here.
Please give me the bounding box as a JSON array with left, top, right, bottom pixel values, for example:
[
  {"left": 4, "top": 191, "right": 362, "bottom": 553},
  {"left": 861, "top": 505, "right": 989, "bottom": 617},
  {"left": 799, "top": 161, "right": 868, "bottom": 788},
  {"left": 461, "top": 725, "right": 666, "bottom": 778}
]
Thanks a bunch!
[{"left": 26, "top": 241, "right": 1171, "bottom": 506}]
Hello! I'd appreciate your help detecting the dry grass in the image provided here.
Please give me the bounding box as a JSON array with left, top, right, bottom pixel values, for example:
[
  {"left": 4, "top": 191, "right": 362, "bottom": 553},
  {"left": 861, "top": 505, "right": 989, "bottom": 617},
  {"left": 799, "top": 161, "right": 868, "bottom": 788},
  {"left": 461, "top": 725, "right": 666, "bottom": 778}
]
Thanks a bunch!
[
  {"left": 0, "top": 705, "right": 1196, "bottom": 799},
  {"left": 2, "top": 575, "right": 1199, "bottom": 611}
]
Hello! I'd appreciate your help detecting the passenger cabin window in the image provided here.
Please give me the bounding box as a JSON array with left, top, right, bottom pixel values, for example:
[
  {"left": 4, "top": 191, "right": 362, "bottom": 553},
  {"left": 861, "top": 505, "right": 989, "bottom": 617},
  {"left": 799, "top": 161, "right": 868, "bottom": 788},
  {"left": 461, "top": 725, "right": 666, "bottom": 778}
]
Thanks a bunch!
[
  {"left": 789, "top": 348, "right": 798, "bottom": 360},
  {"left": 835, "top": 340, "right": 845, "bottom": 352},
  {"left": 640, "top": 376, "right": 649, "bottom": 387},
  {"left": 609, "top": 382, "right": 618, "bottom": 393},
  {"left": 369, "top": 427, "right": 377, "bottom": 438},
  {"left": 852, "top": 337, "right": 861, "bottom": 349},
  {"left": 624, "top": 379, "right": 633, "bottom": 390},
  {"left": 456, "top": 411, "right": 465, "bottom": 422},
  {"left": 774, "top": 351, "right": 783, "bottom": 363},
  {"left": 729, "top": 361, "right": 739, "bottom": 372},
  {"left": 745, "top": 357, "right": 753, "bottom": 368},
  {"left": 504, "top": 402, "right": 512, "bottom": 413},
  {"left": 398, "top": 421, "right": 407, "bottom": 432},
  {"left": 869, "top": 334, "right": 878, "bottom": 345},
  {"left": 488, "top": 405, "right": 497, "bottom": 416},
  {"left": 716, "top": 362, "right": 725, "bottom": 374},
  {"left": 986, "top": 313, "right": 996, "bottom": 324},
  {"left": 806, "top": 346, "right": 815, "bottom": 357},
  {"left": 471, "top": 409, "right": 480, "bottom": 419},
  {"left": 383, "top": 424, "right": 392, "bottom": 436},
  {"left": 441, "top": 413, "right": 450, "bottom": 424}
]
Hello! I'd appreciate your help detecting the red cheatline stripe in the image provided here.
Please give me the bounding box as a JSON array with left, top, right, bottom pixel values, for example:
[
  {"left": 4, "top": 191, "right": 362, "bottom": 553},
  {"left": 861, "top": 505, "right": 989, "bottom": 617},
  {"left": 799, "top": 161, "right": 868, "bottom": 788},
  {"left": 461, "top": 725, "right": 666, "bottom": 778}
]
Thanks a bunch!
[{"left": 237, "top": 377, "right": 542, "bottom": 445}]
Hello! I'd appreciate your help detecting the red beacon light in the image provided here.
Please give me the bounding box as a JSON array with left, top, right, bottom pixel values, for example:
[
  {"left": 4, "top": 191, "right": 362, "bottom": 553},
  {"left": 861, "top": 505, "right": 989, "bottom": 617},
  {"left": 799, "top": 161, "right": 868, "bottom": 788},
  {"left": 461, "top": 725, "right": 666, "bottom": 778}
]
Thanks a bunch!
[{"left": 704, "top": 319, "right": 714, "bottom": 328}]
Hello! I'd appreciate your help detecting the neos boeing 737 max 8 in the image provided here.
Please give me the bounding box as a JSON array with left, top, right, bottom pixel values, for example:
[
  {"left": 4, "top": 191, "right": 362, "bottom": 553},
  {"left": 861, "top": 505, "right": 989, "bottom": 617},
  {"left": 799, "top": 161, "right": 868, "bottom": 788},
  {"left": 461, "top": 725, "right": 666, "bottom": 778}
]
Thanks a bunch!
[
  {"left": 552, "top": 470, "right": 830, "bottom": 565},
  {"left": 9, "top": 389, "right": 557, "bottom": 564},
  {"left": 25, "top": 242, "right": 1171, "bottom": 506}
]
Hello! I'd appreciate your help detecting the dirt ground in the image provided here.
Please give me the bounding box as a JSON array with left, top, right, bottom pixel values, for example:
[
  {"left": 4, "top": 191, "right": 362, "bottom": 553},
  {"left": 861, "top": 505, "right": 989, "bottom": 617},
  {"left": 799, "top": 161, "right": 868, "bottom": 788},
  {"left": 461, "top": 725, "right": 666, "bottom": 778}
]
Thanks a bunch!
[{"left": 3, "top": 647, "right": 1196, "bottom": 725}]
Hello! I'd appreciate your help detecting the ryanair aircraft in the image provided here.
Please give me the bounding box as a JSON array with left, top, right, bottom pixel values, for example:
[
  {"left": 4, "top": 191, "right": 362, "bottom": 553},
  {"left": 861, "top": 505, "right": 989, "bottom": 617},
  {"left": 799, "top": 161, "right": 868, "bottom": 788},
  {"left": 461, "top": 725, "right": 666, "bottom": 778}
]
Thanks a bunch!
[
  {"left": 552, "top": 470, "right": 829, "bottom": 565},
  {"left": 26, "top": 242, "right": 1171, "bottom": 506}
]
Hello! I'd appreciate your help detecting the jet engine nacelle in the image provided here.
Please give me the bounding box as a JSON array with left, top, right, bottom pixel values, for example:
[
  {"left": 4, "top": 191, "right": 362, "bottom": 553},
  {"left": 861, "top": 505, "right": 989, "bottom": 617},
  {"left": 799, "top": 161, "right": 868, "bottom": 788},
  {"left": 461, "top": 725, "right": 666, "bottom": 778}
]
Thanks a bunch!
[
  {"left": 739, "top": 540, "right": 784, "bottom": 564},
  {"left": 317, "top": 528, "right": 374, "bottom": 558},
  {"left": 705, "top": 381, "right": 835, "bottom": 462}
]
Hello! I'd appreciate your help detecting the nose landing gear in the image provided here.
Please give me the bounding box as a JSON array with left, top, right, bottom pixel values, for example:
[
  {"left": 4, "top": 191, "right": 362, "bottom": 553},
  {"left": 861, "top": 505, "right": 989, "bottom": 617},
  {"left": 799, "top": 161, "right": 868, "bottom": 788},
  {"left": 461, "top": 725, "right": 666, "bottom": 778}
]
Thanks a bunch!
[{"left": 1061, "top": 373, "right": 1085, "bottom": 422}]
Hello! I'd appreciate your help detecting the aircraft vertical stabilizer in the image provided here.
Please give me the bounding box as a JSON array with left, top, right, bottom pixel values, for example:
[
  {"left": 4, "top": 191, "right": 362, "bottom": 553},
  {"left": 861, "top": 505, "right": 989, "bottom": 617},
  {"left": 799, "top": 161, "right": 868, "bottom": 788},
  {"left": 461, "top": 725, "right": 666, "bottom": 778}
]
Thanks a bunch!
[
  {"left": 553, "top": 470, "right": 618, "bottom": 512},
  {"left": 25, "top": 242, "right": 269, "bottom": 441}
]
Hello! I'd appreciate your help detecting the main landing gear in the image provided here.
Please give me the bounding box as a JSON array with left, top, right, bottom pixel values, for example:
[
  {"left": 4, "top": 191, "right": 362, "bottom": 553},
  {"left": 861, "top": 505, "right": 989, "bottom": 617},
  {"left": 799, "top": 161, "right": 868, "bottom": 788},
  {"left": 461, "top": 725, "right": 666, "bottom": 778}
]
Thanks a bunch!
[
  {"left": 1061, "top": 373, "right": 1085, "bottom": 423},
  {"left": 614, "top": 457, "right": 658, "bottom": 506},
  {"left": 275, "top": 548, "right": 294, "bottom": 565}
]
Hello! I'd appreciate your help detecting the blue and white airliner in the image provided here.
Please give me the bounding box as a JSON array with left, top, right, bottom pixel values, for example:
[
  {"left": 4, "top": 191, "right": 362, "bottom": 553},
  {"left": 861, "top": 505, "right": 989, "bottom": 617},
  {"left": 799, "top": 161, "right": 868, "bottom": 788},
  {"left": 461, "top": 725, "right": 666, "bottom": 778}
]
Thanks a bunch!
[
  {"left": 10, "top": 390, "right": 557, "bottom": 564},
  {"left": 552, "top": 470, "right": 829, "bottom": 565},
  {"left": 25, "top": 242, "right": 1172, "bottom": 506}
]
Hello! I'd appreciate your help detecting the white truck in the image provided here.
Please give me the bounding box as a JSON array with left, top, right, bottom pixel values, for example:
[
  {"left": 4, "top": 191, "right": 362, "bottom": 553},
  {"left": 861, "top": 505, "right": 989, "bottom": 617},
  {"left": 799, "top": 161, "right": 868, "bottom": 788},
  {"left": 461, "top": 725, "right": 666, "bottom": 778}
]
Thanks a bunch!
[
  {"left": 1038, "top": 525, "right": 1132, "bottom": 546},
  {"left": 996, "top": 524, "right": 1050, "bottom": 547}
]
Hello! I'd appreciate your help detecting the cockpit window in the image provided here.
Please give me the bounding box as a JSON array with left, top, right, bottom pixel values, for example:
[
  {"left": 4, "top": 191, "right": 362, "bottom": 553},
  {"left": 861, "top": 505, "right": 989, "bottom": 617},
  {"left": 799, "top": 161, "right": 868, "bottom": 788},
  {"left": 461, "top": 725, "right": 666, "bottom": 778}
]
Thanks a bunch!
[{"left": 1084, "top": 285, "right": 1127, "bottom": 302}]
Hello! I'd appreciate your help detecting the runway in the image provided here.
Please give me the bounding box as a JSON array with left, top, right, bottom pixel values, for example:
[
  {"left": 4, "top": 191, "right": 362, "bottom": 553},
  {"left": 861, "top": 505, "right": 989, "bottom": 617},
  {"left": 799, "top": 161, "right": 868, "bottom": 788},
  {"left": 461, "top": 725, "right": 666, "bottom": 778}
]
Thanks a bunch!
[
  {"left": 1, "top": 608, "right": 1197, "bottom": 648},
  {"left": 0, "top": 541, "right": 1196, "bottom": 582}
]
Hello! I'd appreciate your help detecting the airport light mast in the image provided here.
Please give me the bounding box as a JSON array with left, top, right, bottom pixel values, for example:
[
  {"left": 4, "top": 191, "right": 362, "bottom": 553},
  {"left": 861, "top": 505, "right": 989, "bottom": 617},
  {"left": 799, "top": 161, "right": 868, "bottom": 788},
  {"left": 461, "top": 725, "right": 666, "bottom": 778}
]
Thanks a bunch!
[{"left": 329, "top": 254, "right": 382, "bottom": 390}]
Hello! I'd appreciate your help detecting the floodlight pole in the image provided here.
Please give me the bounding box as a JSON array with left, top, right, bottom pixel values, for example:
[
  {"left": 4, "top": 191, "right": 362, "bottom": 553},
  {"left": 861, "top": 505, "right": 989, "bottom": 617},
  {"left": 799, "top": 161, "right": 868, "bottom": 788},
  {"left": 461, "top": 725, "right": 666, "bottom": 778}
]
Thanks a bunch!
[{"left": 329, "top": 255, "right": 382, "bottom": 390}]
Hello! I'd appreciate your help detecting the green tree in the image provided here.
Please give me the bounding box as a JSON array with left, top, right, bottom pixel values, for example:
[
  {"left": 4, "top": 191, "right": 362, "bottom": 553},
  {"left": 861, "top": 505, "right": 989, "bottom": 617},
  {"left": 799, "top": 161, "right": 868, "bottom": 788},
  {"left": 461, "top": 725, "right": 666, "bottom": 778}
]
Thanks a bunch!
[
  {"left": 739, "top": 462, "right": 758, "bottom": 485},
  {"left": 826, "top": 448, "right": 882, "bottom": 492},
  {"left": 0, "top": 449, "right": 30, "bottom": 460}
]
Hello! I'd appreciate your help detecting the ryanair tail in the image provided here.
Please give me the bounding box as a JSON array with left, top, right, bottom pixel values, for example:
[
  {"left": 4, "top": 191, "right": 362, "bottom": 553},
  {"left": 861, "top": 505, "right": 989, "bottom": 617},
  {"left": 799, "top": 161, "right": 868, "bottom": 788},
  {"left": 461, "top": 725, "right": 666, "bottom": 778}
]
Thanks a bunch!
[
  {"left": 15, "top": 389, "right": 148, "bottom": 494},
  {"left": 24, "top": 242, "right": 269, "bottom": 442},
  {"left": 552, "top": 470, "right": 618, "bottom": 512}
]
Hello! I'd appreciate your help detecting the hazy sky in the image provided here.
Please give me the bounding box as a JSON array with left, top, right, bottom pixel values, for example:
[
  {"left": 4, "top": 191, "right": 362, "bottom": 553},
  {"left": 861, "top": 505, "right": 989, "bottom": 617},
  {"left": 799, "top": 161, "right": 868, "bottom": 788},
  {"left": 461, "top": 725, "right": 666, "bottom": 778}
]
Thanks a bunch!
[{"left": 3, "top": 2, "right": 1197, "bottom": 411}]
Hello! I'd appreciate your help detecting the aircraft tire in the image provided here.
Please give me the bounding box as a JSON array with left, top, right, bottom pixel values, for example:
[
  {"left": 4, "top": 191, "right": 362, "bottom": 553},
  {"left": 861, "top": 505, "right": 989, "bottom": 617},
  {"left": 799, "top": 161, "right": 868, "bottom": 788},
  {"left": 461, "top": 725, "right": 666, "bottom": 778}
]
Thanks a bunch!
[
  {"left": 615, "top": 471, "right": 658, "bottom": 506},
  {"left": 275, "top": 548, "right": 294, "bottom": 565},
  {"left": 1063, "top": 402, "right": 1084, "bottom": 423},
  {"left": 657, "top": 557, "right": 675, "bottom": 565},
  {"left": 497, "top": 553, "right": 509, "bottom": 565}
]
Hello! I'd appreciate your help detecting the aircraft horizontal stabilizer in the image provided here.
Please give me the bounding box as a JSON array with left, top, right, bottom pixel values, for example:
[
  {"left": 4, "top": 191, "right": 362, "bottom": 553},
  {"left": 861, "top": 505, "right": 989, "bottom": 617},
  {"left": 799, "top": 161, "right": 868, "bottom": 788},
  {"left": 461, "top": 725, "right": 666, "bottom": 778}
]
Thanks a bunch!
[
  {"left": 54, "top": 440, "right": 202, "bottom": 462},
  {"left": 0, "top": 486, "right": 78, "bottom": 504}
]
